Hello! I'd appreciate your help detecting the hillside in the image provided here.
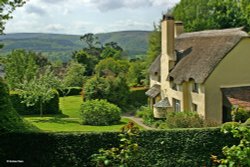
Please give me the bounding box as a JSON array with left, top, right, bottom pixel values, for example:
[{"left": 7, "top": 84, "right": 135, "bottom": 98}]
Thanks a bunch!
[{"left": 0, "top": 31, "right": 150, "bottom": 62}]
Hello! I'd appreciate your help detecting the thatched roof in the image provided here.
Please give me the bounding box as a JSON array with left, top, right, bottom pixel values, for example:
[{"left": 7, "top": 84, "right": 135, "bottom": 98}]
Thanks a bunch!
[
  {"left": 222, "top": 86, "right": 250, "bottom": 110},
  {"left": 154, "top": 97, "right": 171, "bottom": 108},
  {"left": 149, "top": 55, "right": 161, "bottom": 74},
  {"left": 169, "top": 27, "right": 248, "bottom": 84},
  {"left": 145, "top": 84, "right": 160, "bottom": 98}
]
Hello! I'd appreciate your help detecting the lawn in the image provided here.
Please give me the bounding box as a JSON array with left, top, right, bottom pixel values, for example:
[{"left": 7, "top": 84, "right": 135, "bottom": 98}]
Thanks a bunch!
[{"left": 24, "top": 95, "right": 142, "bottom": 132}]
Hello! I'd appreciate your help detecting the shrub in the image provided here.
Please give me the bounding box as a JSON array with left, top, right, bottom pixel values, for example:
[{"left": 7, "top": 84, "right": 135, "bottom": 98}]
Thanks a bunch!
[
  {"left": 81, "top": 99, "right": 121, "bottom": 126},
  {"left": 232, "top": 107, "right": 250, "bottom": 122},
  {"left": 83, "top": 76, "right": 129, "bottom": 108},
  {"left": 0, "top": 79, "right": 30, "bottom": 132},
  {"left": 213, "top": 123, "right": 250, "bottom": 167},
  {"left": 10, "top": 90, "right": 60, "bottom": 115},
  {"left": 166, "top": 111, "right": 204, "bottom": 128},
  {"left": 136, "top": 106, "right": 155, "bottom": 126}
]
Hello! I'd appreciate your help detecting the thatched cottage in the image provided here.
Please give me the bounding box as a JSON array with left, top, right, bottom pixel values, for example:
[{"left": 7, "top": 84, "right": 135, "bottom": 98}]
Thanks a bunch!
[{"left": 146, "top": 15, "right": 250, "bottom": 123}]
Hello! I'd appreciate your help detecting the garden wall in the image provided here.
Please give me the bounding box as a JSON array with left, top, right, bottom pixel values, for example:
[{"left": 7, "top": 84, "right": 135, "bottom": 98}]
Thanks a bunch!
[{"left": 0, "top": 128, "right": 237, "bottom": 167}]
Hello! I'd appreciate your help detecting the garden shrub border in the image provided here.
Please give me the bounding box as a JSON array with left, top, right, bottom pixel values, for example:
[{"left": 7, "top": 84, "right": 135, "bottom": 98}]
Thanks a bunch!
[
  {"left": 0, "top": 127, "right": 238, "bottom": 167},
  {"left": 9, "top": 91, "right": 60, "bottom": 115}
]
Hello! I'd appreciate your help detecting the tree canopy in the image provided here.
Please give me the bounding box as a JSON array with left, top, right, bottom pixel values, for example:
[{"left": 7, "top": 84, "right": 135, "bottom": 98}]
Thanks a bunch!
[{"left": 172, "top": 0, "right": 250, "bottom": 32}]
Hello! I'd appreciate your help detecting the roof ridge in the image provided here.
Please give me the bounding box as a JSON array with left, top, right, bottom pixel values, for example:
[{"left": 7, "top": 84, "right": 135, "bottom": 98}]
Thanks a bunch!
[{"left": 178, "top": 27, "right": 248, "bottom": 39}]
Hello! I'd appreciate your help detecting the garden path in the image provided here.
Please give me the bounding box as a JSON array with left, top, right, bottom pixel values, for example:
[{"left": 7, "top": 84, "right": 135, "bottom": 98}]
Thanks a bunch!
[{"left": 122, "top": 116, "right": 156, "bottom": 130}]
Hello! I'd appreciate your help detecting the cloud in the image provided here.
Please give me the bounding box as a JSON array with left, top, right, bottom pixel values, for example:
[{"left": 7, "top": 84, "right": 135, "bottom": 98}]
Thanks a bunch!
[
  {"left": 41, "top": 0, "right": 69, "bottom": 4},
  {"left": 108, "top": 19, "right": 152, "bottom": 31},
  {"left": 45, "top": 24, "right": 65, "bottom": 32},
  {"left": 84, "top": 0, "right": 178, "bottom": 12},
  {"left": 25, "top": 5, "right": 47, "bottom": 16}
]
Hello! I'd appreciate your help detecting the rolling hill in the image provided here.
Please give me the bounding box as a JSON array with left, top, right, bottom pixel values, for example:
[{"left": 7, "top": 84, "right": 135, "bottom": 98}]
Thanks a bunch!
[{"left": 0, "top": 31, "right": 150, "bottom": 62}]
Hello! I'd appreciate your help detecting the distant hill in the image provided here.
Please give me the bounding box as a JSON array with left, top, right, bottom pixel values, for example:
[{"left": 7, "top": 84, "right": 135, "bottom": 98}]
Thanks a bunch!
[{"left": 0, "top": 31, "right": 150, "bottom": 62}]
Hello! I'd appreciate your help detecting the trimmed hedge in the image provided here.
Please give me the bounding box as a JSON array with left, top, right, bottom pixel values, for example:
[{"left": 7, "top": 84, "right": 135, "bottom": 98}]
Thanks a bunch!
[
  {"left": 0, "top": 128, "right": 238, "bottom": 167},
  {"left": 58, "top": 87, "right": 82, "bottom": 97},
  {"left": 10, "top": 91, "right": 60, "bottom": 115}
]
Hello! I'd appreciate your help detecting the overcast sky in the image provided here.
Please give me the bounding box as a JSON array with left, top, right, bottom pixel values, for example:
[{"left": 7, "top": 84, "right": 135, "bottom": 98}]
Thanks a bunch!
[{"left": 5, "top": 0, "right": 180, "bottom": 35}]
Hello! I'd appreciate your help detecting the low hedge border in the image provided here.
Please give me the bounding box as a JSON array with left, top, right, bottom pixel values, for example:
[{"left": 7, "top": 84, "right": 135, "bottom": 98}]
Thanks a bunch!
[{"left": 0, "top": 128, "right": 238, "bottom": 167}]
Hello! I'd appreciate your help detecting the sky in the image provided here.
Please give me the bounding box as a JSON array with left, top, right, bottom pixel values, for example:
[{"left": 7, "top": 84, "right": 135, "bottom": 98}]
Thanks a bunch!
[{"left": 5, "top": 0, "right": 180, "bottom": 35}]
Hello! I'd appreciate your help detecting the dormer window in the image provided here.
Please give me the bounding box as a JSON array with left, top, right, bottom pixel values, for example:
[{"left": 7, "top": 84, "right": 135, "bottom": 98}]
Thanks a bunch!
[{"left": 192, "top": 83, "right": 199, "bottom": 93}]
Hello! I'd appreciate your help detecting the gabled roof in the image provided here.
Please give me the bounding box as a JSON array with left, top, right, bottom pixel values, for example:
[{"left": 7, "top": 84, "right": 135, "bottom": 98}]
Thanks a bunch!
[
  {"left": 168, "top": 27, "right": 248, "bottom": 84},
  {"left": 154, "top": 97, "right": 171, "bottom": 108},
  {"left": 222, "top": 86, "right": 250, "bottom": 110},
  {"left": 145, "top": 84, "right": 160, "bottom": 98},
  {"left": 149, "top": 55, "right": 161, "bottom": 74}
]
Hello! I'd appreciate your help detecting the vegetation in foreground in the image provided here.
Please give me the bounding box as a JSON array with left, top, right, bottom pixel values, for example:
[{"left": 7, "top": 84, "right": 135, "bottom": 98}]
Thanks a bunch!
[{"left": 23, "top": 95, "right": 142, "bottom": 132}]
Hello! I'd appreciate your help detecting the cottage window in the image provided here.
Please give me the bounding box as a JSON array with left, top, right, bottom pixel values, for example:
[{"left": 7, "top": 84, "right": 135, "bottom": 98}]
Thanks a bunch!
[
  {"left": 173, "top": 98, "right": 181, "bottom": 112},
  {"left": 192, "top": 103, "right": 198, "bottom": 112},
  {"left": 192, "top": 83, "right": 199, "bottom": 93}
]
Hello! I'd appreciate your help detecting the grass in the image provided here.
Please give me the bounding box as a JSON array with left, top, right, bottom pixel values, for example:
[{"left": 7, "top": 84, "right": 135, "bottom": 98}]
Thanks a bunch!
[{"left": 24, "top": 95, "right": 143, "bottom": 132}]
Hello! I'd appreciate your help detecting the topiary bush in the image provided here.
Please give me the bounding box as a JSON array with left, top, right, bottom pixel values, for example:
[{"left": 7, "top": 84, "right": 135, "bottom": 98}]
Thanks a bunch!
[
  {"left": 166, "top": 111, "right": 204, "bottom": 128},
  {"left": 81, "top": 99, "right": 121, "bottom": 126},
  {"left": 0, "top": 79, "right": 30, "bottom": 132}
]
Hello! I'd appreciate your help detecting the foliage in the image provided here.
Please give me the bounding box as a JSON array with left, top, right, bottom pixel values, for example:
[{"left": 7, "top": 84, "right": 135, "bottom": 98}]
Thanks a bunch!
[
  {"left": 128, "top": 87, "right": 147, "bottom": 108},
  {"left": 5, "top": 49, "right": 38, "bottom": 89},
  {"left": 0, "top": 128, "right": 238, "bottom": 167},
  {"left": 213, "top": 123, "right": 250, "bottom": 167},
  {"left": 83, "top": 76, "right": 130, "bottom": 108},
  {"left": 232, "top": 107, "right": 250, "bottom": 123},
  {"left": 136, "top": 106, "right": 155, "bottom": 126},
  {"left": 0, "top": 0, "right": 26, "bottom": 35},
  {"left": 95, "top": 58, "right": 129, "bottom": 77},
  {"left": 91, "top": 122, "right": 139, "bottom": 167},
  {"left": 10, "top": 91, "right": 60, "bottom": 115},
  {"left": 0, "top": 78, "right": 29, "bottom": 132},
  {"left": 63, "top": 61, "right": 86, "bottom": 87},
  {"left": 80, "top": 33, "right": 101, "bottom": 49},
  {"left": 18, "top": 67, "right": 61, "bottom": 116},
  {"left": 72, "top": 50, "right": 98, "bottom": 76},
  {"left": 58, "top": 87, "right": 82, "bottom": 97},
  {"left": 127, "top": 61, "right": 146, "bottom": 87},
  {"left": 80, "top": 99, "right": 121, "bottom": 126},
  {"left": 146, "top": 24, "right": 161, "bottom": 65},
  {"left": 172, "top": 0, "right": 250, "bottom": 32},
  {"left": 165, "top": 111, "right": 204, "bottom": 128},
  {"left": 100, "top": 42, "right": 123, "bottom": 59}
]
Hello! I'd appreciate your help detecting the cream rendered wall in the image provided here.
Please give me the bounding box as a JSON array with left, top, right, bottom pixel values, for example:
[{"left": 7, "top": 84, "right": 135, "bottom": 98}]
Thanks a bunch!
[
  {"left": 150, "top": 75, "right": 160, "bottom": 87},
  {"left": 204, "top": 38, "right": 250, "bottom": 123}
]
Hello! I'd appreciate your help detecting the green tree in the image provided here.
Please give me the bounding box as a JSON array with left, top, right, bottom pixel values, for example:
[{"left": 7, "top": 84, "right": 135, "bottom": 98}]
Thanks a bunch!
[
  {"left": 146, "top": 24, "right": 161, "bottom": 65},
  {"left": 80, "top": 33, "right": 101, "bottom": 49},
  {"left": 72, "top": 50, "right": 98, "bottom": 76},
  {"left": 18, "top": 68, "right": 61, "bottom": 116},
  {"left": 95, "top": 58, "right": 129, "bottom": 77},
  {"left": 5, "top": 49, "right": 38, "bottom": 89},
  {"left": 172, "top": 0, "right": 250, "bottom": 32},
  {"left": 127, "top": 60, "right": 146, "bottom": 86},
  {"left": 0, "top": 0, "right": 26, "bottom": 35},
  {"left": 101, "top": 42, "right": 123, "bottom": 59},
  {"left": 63, "top": 61, "right": 86, "bottom": 87},
  {"left": 83, "top": 75, "right": 129, "bottom": 108}
]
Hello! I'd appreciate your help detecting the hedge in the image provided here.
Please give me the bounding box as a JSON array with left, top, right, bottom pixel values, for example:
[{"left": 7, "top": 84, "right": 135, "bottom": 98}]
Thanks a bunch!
[
  {"left": 58, "top": 87, "right": 82, "bottom": 97},
  {"left": 9, "top": 91, "right": 60, "bottom": 115},
  {"left": 0, "top": 128, "right": 238, "bottom": 167}
]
